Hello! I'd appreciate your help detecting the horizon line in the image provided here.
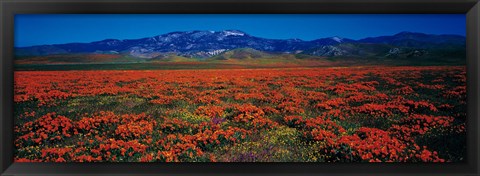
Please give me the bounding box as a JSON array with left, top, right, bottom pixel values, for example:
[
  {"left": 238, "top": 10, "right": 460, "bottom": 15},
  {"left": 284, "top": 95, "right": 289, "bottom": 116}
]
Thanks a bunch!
[{"left": 15, "top": 30, "right": 466, "bottom": 48}]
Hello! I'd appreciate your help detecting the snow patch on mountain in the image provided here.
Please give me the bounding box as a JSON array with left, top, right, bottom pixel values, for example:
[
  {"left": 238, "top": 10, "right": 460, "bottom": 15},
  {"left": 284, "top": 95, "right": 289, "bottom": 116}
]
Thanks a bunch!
[
  {"left": 222, "top": 30, "right": 245, "bottom": 37},
  {"left": 331, "top": 36, "right": 343, "bottom": 43}
]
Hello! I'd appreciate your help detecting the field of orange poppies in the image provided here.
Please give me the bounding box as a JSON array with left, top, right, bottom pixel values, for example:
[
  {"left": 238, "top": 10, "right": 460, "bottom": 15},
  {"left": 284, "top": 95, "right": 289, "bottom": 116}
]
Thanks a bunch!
[{"left": 13, "top": 66, "right": 466, "bottom": 162}]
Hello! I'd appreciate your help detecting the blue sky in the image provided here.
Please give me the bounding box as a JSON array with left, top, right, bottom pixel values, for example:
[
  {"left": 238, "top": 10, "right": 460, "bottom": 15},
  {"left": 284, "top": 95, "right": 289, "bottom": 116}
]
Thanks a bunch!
[{"left": 15, "top": 14, "right": 465, "bottom": 47}]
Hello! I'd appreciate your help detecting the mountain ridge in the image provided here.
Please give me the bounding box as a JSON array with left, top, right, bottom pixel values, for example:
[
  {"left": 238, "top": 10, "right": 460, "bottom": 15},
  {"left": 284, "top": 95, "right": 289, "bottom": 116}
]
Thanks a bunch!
[{"left": 15, "top": 30, "right": 466, "bottom": 66}]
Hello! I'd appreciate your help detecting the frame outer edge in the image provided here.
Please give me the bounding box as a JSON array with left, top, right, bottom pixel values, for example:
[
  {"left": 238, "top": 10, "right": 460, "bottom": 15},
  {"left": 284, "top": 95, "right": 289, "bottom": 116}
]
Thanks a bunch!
[
  {"left": 0, "top": 0, "right": 477, "bottom": 3},
  {"left": 1, "top": 0, "right": 5, "bottom": 174},
  {"left": 475, "top": 2, "right": 480, "bottom": 175},
  {"left": 476, "top": 2, "right": 479, "bottom": 175},
  {"left": 1, "top": 0, "right": 14, "bottom": 175},
  {"left": 1, "top": 0, "right": 480, "bottom": 176},
  {"left": 467, "top": 1, "right": 480, "bottom": 175}
]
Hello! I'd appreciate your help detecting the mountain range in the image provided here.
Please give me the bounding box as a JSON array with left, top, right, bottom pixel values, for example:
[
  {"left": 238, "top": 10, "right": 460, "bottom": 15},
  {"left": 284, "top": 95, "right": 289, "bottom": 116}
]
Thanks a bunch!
[{"left": 15, "top": 30, "right": 466, "bottom": 66}]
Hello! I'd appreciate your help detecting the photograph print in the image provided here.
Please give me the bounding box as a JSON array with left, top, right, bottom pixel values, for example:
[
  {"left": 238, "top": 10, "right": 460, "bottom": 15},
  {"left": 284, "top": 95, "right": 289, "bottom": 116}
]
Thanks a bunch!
[{"left": 13, "top": 14, "right": 467, "bottom": 162}]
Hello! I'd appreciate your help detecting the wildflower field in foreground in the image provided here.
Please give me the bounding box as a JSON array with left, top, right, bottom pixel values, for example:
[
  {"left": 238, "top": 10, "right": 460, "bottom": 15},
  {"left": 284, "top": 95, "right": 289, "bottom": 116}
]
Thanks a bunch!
[{"left": 13, "top": 66, "right": 466, "bottom": 162}]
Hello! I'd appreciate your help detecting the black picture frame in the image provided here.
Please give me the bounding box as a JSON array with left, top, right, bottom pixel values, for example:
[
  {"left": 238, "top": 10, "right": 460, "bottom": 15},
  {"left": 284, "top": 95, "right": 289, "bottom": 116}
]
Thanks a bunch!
[{"left": 1, "top": 0, "right": 479, "bottom": 175}]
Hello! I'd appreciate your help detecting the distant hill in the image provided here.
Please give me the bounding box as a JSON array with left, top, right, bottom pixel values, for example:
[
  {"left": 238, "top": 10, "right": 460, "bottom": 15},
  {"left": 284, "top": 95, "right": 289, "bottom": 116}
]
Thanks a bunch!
[
  {"left": 358, "top": 31, "right": 466, "bottom": 48},
  {"left": 14, "top": 54, "right": 138, "bottom": 65},
  {"left": 210, "top": 48, "right": 273, "bottom": 60},
  {"left": 147, "top": 54, "right": 197, "bottom": 62}
]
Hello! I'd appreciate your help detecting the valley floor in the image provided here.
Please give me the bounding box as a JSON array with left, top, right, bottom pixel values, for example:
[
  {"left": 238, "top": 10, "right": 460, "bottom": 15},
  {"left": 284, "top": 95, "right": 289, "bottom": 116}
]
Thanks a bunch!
[{"left": 13, "top": 66, "right": 466, "bottom": 162}]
